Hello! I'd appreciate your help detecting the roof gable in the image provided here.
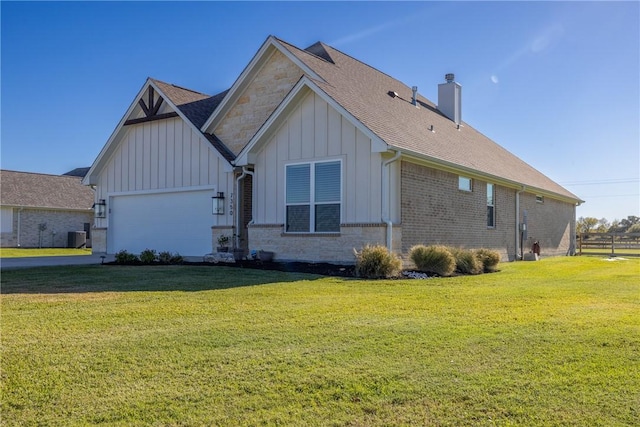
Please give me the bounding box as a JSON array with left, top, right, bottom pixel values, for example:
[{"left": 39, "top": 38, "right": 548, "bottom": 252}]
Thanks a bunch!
[
  {"left": 235, "top": 77, "right": 387, "bottom": 166},
  {"left": 84, "top": 78, "right": 233, "bottom": 185},
  {"left": 200, "top": 35, "right": 323, "bottom": 135},
  {"left": 1, "top": 170, "right": 94, "bottom": 210}
]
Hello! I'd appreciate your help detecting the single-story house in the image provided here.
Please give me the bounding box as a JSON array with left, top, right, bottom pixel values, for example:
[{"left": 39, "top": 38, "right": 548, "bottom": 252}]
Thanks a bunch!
[
  {"left": 1, "top": 170, "right": 95, "bottom": 248},
  {"left": 83, "top": 35, "right": 582, "bottom": 262}
]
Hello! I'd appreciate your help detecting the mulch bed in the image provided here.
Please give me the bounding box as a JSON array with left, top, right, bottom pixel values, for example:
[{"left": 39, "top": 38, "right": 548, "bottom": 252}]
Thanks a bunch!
[{"left": 184, "top": 260, "right": 356, "bottom": 278}]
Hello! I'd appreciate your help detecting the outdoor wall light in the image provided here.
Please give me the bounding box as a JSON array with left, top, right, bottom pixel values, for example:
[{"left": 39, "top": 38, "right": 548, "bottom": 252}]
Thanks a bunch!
[
  {"left": 94, "top": 199, "right": 107, "bottom": 218},
  {"left": 212, "top": 192, "right": 225, "bottom": 215}
]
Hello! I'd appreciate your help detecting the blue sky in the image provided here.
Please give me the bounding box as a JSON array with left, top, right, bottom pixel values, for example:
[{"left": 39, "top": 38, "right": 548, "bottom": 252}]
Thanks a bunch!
[{"left": 1, "top": 1, "right": 638, "bottom": 221}]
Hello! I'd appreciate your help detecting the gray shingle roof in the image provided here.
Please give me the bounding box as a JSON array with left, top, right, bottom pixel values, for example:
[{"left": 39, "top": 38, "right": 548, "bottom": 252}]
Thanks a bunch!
[
  {"left": 149, "top": 78, "right": 233, "bottom": 158},
  {"left": 276, "top": 38, "right": 580, "bottom": 201},
  {"left": 1, "top": 170, "right": 94, "bottom": 210}
]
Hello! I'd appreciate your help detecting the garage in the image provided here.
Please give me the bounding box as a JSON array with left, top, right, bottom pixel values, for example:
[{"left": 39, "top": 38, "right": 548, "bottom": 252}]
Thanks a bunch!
[{"left": 108, "top": 190, "right": 213, "bottom": 256}]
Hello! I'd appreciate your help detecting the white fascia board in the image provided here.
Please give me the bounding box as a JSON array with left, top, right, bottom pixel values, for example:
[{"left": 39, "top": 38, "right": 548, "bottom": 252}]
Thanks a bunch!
[
  {"left": 235, "top": 77, "right": 388, "bottom": 166},
  {"left": 83, "top": 79, "right": 152, "bottom": 185},
  {"left": 146, "top": 81, "right": 234, "bottom": 173},
  {"left": 311, "top": 82, "right": 388, "bottom": 153},
  {"left": 200, "top": 36, "right": 323, "bottom": 133},
  {"left": 84, "top": 79, "right": 234, "bottom": 186}
]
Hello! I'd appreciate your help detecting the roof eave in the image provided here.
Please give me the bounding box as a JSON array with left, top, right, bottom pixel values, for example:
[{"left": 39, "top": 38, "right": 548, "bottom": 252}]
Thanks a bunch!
[{"left": 397, "top": 148, "right": 583, "bottom": 205}]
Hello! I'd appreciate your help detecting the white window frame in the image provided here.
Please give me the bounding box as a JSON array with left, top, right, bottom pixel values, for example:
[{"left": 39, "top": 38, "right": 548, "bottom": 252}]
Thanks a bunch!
[
  {"left": 536, "top": 195, "right": 544, "bottom": 204},
  {"left": 487, "top": 183, "right": 495, "bottom": 228},
  {"left": 458, "top": 176, "right": 472, "bottom": 192},
  {"left": 1, "top": 207, "right": 13, "bottom": 233},
  {"left": 285, "top": 159, "right": 342, "bottom": 233}
]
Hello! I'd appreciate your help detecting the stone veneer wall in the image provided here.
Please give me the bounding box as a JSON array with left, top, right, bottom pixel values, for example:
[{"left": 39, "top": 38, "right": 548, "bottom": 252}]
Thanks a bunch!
[
  {"left": 213, "top": 50, "right": 303, "bottom": 155},
  {"left": 212, "top": 225, "right": 236, "bottom": 252},
  {"left": 248, "top": 223, "right": 402, "bottom": 264},
  {"left": 3, "top": 208, "right": 93, "bottom": 248},
  {"left": 92, "top": 228, "right": 107, "bottom": 253}
]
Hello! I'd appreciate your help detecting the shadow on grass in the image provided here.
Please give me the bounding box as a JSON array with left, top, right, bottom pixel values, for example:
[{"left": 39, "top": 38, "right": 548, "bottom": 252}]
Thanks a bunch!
[{"left": 0, "top": 263, "right": 348, "bottom": 294}]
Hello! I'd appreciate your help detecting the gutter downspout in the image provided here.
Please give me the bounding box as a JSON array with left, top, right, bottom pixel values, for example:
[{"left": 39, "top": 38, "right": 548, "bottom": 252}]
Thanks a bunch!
[
  {"left": 235, "top": 166, "right": 254, "bottom": 248},
  {"left": 515, "top": 186, "right": 525, "bottom": 260},
  {"left": 382, "top": 151, "right": 402, "bottom": 252},
  {"left": 17, "top": 207, "right": 24, "bottom": 247}
]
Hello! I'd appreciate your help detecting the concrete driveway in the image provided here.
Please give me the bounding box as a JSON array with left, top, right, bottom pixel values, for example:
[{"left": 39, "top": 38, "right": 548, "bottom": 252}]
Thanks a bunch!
[{"left": 1, "top": 254, "right": 115, "bottom": 270}]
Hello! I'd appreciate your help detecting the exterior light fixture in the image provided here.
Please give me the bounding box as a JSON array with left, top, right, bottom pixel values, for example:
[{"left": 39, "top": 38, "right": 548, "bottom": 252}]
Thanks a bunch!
[
  {"left": 212, "top": 192, "right": 225, "bottom": 215},
  {"left": 94, "top": 199, "right": 106, "bottom": 218}
]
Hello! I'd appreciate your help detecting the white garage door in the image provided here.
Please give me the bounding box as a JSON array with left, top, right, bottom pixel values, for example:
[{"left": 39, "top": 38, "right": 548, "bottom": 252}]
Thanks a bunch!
[{"left": 109, "top": 190, "right": 213, "bottom": 256}]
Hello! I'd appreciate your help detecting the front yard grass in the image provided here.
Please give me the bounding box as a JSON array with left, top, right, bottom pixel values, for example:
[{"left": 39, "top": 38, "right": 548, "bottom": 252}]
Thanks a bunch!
[
  {"left": 0, "top": 248, "right": 92, "bottom": 258},
  {"left": 2, "top": 257, "right": 638, "bottom": 426}
]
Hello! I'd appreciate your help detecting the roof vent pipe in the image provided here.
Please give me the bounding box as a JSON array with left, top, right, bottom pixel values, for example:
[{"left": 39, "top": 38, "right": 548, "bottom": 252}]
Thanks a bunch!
[{"left": 411, "top": 86, "right": 418, "bottom": 106}]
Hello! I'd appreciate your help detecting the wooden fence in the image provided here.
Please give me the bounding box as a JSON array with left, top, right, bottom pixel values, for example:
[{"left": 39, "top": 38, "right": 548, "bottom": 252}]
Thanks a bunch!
[{"left": 578, "top": 232, "right": 640, "bottom": 257}]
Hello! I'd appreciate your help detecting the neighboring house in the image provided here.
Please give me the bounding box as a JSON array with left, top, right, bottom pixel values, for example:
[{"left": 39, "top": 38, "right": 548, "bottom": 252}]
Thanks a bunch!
[
  {"left": 0, "top": 170, "right": 94, "bottom": 248},
  {"left": 83, "top": 35, "right": 582, "bottom": 261}
]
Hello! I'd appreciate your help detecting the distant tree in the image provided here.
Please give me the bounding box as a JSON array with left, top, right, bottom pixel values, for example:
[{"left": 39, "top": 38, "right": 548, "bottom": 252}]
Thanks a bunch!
[
  {"left": 620, "top": 216, "right": 640, "bottom": 232},
  {"left": 577, "top": 217, "right": 599, "bottom": 234},
  {"left": 596, "top": 218, "right": 610, "bottom": 233},
  {"left": 607, "top": 219, "right": 623, "bottom": 233},
  {"left": 627, "top": 223, "right": 640, "bottom": 234}
]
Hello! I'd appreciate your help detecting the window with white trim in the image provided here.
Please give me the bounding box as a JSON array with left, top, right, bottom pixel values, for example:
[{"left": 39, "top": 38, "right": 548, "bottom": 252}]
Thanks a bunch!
[
  {"left": 286, "top": 160, "right": 341, "bottom": 233},
  {"left": 536, "top": 195, "right": 544, "bottom": 204},
  {"left": 459, "top": 176, "right": 472, "bottom": 192},
  {"left": 487, "top": 183, "right": 495, "bottom": 228},
  {"left": 1, "top": 207, "right": 13, "bottom": 233}
]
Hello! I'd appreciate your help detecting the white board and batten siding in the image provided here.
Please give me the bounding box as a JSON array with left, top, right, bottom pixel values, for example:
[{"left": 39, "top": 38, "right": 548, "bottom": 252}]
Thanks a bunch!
[
  {"left": 253, "top": 92, "right": 390, "bottom": 225},
  {"left": 94, "top": 117, "right": 233, "bottom": 255}
]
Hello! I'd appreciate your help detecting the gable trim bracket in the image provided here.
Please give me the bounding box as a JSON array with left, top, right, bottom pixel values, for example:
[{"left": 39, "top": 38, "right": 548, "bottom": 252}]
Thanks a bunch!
[{"left": 84, "top": 79, "right": 234, "bottom": 186}]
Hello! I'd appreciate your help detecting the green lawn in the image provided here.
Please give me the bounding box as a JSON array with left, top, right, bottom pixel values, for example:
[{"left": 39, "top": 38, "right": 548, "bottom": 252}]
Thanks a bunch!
[
  {"left": 2, "top": 257, "right": 638, "bottom": 426},
  {"left": 0, "top": 248, "right": 92, "bottom": 258}
]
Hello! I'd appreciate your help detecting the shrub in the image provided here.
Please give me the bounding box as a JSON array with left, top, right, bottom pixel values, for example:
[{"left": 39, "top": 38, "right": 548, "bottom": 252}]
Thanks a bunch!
[
  {"left": 157, "top": 251, "right": 183, "bottom": 265},
  {"left": 158, "top": 251, "right": 172, "bottom": 264},
  {"left": 409, "top": 245, "right": 456, "bottom": 277},
  {"left": 354, "top": 244, "right": 402, "bottom": 279},
  {"left": 114, "top": 250, "right": 139, "bottom": 265},
  {"left": 450, "top": 247, "right": 482, "bottom": 275},
  {"left": 139, "top": 249, "right": 157, "bottom": 264},
  {"left": 169, "top": 253, "right": 184, "bottom": 265},
  {"left": 475, "top": 248, "right": 501, "bottom": 272}
]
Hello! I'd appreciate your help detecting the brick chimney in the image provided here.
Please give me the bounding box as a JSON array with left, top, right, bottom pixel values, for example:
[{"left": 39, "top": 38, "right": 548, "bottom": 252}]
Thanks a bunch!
[{"left": 437, "top": 73, "right": 462, "bottom": 124}]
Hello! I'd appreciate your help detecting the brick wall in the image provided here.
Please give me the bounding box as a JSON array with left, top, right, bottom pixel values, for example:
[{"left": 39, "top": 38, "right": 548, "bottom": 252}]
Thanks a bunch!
[
  {"left": 518, "top": 193, "right": 575, "bottom": 257},
  {"left": 400, "top": 161, "right": 575, "bottom": 260},
  {"left": 4, "top": 208, "right": 93, "bottom": 248}
]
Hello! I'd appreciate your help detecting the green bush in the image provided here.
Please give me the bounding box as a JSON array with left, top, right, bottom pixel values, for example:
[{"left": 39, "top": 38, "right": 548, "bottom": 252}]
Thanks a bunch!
[
  {"left": 409, "top": 245, "right": 456, "bottom": 277},
  {"left": 158, "top": 251, "right": 183, "bottom": 265},
  {"left": 169, "top": 253, "right": 184, "bottom": 265},
  {"left": 139, "top": 249, "right": 157, "bottom": 264},
  {"left": 450, "top": 248, "right": 482, "bottom": 275},
  {"left": 354, "top": 245, "right": 402, "bottom": 279},
  {"left": 158, "top": 251, "right": 172, "bottom": 265},
  {"left": 114, "top": 250, "right": 139, "bottom": 265},
  {"left": 475, "top": 248, "right": 501, "bottom": 272}
]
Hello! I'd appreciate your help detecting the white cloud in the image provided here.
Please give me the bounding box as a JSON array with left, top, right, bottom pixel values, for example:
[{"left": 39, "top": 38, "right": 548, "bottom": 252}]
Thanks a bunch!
[{"left": 491, "top": 75, "right": 499, "bottom": 84}]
